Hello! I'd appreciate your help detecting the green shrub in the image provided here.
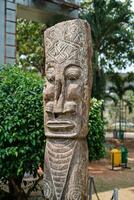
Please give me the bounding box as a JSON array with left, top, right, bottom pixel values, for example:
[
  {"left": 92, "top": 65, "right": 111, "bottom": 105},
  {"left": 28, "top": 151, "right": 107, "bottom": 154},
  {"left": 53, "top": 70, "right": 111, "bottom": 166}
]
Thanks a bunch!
[
  {"left": 0, "top": 66, "right": 44, "bottom": 198},
  {"left": 0, "top": 67, "right": 105, "bottom": 198},
  {"left": 88, "top": 98, "right": 105, "bottom": 161}
]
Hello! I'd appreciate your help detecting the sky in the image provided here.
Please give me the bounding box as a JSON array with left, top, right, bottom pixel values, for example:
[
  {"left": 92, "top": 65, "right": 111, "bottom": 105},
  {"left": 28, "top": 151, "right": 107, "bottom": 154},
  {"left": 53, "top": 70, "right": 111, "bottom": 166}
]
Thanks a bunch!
[{"left": 132, "top": 0, "right": 134, "bottom": 10}]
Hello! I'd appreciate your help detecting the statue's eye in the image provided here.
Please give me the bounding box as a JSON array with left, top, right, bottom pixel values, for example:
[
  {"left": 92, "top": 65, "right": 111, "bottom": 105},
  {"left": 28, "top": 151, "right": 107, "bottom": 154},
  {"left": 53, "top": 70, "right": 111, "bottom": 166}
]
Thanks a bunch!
[
  {"left": 65, "top": 66, "right": 81, "bottom": 80},
  {"left": 46, "top": 74, "right": 55, "bottom": 82},
  {"left": 46, "top": 67, "right": 55, "bottom": 83}
]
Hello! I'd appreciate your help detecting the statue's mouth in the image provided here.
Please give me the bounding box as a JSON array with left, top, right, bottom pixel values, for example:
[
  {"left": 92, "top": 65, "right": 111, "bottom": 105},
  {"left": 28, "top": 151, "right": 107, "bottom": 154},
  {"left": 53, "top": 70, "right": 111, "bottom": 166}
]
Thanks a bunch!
[{"left": 46, "top": 120, "right": 74, "bottom": 130}]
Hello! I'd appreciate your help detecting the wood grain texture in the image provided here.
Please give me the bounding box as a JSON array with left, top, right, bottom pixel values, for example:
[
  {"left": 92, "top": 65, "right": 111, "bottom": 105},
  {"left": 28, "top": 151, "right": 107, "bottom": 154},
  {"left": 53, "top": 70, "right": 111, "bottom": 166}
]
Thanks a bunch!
[{"left": 44, "top": 19, "right": 92, "bottom": 200}]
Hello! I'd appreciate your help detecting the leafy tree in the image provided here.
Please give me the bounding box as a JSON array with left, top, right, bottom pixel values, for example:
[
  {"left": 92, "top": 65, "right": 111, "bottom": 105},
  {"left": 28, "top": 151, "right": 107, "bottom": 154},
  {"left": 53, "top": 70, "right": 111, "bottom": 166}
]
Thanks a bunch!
[
  {"left": 127, "top": 90, "right": 134, "bottom": 108},
  {"left": 17, "top": 19, "right": 46, "bottom": 76},
  {"left": 107, "top": 72, "right": 134, "bottom": 100},
  {"left": 0, "top": 66, "right": 44, "bottom": 200},
  {"left": 126, "top": 90, "right": 134, "bottom": 124},
  {"left": 106, "top": 72, "right": 134, "bottom": 131},
  {"left": 80, "top": 0, "right": 134, "bottom": 99},
  {"left": 88, "top": 98, "right": 105, "bottom": 161}
]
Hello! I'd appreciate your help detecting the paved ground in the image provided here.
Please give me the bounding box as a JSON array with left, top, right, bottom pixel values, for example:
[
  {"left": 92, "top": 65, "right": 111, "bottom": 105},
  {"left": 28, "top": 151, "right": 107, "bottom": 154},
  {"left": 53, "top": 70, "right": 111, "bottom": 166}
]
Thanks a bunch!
[
  {"left": 89, "top": 138, "right": 134, "bottom": 200},
  {"left": 92, "top": 187, "right": 134, "bottom": 200}
]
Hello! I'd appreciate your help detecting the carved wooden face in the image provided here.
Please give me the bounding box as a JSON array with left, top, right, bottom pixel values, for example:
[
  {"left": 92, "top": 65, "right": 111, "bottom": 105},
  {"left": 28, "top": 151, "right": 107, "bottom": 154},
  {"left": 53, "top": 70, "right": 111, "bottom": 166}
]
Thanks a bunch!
[{"left": 44, "top": 19, "right": 92, "bottom": 138}]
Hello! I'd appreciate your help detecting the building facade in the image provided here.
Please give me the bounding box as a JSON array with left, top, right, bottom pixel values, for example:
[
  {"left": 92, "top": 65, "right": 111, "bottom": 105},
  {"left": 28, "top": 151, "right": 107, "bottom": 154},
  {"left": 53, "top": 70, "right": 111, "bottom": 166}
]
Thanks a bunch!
[{"left": 0, "top": 0, "right": 80, "bottom": 65}]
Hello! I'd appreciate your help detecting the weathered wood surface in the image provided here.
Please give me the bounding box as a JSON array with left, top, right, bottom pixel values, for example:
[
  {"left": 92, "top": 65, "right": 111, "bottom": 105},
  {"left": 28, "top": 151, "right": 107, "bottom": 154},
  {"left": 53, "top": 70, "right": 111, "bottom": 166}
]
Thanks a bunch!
[{"left": 44, "top": 19, "right": 92, "bottom": 200}]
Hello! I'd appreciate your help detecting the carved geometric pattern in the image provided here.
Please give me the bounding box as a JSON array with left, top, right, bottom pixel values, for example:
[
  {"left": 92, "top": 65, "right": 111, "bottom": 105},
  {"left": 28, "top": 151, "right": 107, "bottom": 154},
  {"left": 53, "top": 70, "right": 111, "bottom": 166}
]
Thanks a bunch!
[
  {"left": 47, "top": 139, "right": 76, "bottom": 200},
  {"left": 45, "top": 19, "right": 92, "bottom": 65},
  {"left": 46, "top": 40, "right": 80, "bottom": 64},
  {"left": 44, "top": 180, "right": 54, "bottom": 199},
  {"left": 65, "top": 186, "right": 82, "bottom": 200},
  {"left": 44, "top": 19, "right": 92, "bottom": 200}
]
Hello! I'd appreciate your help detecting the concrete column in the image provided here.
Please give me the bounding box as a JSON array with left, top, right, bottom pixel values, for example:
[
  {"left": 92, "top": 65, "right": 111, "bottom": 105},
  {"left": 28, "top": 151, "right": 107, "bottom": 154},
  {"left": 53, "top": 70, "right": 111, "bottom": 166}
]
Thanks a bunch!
[
  {"left": 0, "top": 0, "right": 5, "bottom": 65},
  {"left": 5, "top": 0, "right": 17, "bottom": 64}
]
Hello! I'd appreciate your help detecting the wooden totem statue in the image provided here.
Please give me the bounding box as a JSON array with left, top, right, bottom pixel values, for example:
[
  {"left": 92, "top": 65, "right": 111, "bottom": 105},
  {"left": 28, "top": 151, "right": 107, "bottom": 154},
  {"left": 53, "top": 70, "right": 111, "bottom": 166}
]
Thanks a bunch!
[{"left": 43, "top": 19, "right": 92, "bottom": 200}]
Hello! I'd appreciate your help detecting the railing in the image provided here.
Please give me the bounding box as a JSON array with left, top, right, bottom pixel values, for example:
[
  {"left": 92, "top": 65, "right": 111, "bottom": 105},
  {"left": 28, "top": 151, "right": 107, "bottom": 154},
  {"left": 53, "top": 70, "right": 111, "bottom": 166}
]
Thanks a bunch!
[{"left": 88, "top": 176, "right": 119, "bottom": 200}]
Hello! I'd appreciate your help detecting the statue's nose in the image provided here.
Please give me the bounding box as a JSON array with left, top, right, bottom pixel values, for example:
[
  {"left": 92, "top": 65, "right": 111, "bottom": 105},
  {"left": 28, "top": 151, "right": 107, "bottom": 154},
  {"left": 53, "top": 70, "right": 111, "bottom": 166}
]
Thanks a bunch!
[
  {"left": 53, "top": 78, "right": 64, "bottom": 113},
  {"left": 55, "top": 79, "right": 62, "bottom": 101}
]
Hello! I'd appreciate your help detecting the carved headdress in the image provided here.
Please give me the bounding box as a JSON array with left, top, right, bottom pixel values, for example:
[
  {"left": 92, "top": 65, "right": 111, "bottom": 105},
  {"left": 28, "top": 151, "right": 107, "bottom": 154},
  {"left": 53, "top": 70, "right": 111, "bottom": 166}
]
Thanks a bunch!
[{"left": 44, "top": 19, "right": 92, "bottom": 66}]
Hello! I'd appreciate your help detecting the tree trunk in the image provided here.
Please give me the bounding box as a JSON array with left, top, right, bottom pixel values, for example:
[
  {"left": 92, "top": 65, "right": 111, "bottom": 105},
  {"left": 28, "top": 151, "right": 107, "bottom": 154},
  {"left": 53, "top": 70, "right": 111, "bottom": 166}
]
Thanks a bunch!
[
  {"left": 92, "top": 51, "right": 106, "bottom": 100},
  {"left": 8, "top": 177, "right": 27, "bottom": 200}
]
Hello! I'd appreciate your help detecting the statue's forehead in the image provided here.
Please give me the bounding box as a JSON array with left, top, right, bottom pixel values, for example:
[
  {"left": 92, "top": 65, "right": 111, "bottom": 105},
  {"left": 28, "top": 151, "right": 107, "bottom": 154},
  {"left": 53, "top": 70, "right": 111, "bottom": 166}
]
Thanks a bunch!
[
  {"left": 45, "top": 20, "right": 89, "bottom": 66},
  {"left": 45, "top": 60, "right": 81, "bottom": 69},
  {"left": 45, "top": 39, "right": 81, "bottom": 66}
]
